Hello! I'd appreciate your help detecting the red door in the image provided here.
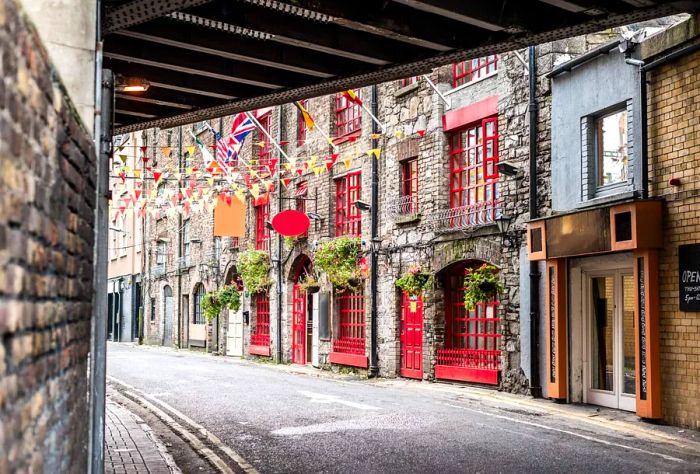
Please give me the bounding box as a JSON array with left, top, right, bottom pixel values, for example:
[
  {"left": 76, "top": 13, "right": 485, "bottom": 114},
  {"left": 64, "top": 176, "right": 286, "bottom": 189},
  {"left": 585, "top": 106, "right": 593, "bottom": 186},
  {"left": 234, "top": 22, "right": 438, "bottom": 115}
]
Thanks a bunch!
[
  {"left": 292, "top": 284, "right": 306, "bottom": 364},
  {"left": 400, "top": 292, "right": 423, "bottom": 379}
]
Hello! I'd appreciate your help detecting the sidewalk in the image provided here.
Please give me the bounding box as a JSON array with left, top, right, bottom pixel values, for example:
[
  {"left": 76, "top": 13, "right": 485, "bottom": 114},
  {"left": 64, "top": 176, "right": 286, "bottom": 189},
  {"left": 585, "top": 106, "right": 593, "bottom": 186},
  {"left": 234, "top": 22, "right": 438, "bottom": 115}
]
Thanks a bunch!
[{"left": 105, "top": 398, "right": 181, "bottom": 474}]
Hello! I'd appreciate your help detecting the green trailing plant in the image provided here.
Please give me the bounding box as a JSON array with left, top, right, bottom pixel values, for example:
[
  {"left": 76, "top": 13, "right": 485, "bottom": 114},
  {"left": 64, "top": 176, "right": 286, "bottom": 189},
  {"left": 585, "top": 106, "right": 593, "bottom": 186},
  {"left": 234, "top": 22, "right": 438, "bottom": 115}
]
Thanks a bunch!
[
  {"left": 395, "top": 264, "right": 432, "bottom": 296},
  {"left": 217, "top": 284, "right": 241, "bottom": 312},
  {"left": 463, "top": 263, "right": 504, "bottom": 310},
  {"left": 201, "top": 285, "right": 242, "bottom": 322},
  {"left": 313, "top": 236, "right": 362, "bottom": 291},
  {"left": 284, "top": 235, "right": 298, "bottom": 250},
  {"left": 298, "top": 274, "right": 321, "bottom": 293},
  {"left": 237, "top": 249, "right": 272, "bottom": 294}
]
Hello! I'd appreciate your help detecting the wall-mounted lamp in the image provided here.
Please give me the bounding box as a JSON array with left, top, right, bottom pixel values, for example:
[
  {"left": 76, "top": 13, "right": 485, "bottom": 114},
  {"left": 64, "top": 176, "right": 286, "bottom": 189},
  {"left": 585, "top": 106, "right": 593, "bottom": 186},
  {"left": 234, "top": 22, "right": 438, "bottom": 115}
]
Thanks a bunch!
[
  {"left": 495, "top": 214, "right": 521, "bottom": 248},
  {"left": 265, "top": 221, "right": 274, "bottom": 231},
  {"left": 307, "top": 212, "right": 322, "bottom": 221},
  {"left": 354, "top": 200, "right": 371, "bottom": 212},
  {"left": 497, "top": 162, "right": 519, "bottom": 177},
  {"left": 115, "top": 76, "right": 150, "bottom": 92}
]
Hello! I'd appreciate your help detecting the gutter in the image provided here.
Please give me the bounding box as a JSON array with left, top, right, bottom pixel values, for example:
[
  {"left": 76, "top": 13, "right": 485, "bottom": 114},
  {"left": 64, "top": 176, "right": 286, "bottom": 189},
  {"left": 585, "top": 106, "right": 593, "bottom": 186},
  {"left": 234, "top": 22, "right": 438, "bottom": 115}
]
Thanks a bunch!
[
  {"left": 177, "top": 126, "right": 183, "bottom": 348},
  {"left": 548, "top": 40, "right": 620, "bottom": 78},
  {"left": 276, "top": 107, "right": 284, "bottom": 363},
  {"left": 369, "top": 84, "right": 379, "bottom": 377}
]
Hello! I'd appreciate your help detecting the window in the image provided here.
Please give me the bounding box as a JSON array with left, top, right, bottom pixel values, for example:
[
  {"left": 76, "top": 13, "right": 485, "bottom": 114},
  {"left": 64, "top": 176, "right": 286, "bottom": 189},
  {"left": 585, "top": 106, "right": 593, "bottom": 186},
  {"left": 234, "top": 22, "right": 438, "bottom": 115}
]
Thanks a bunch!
[
  {"left": 297, "top": 99, "right": 308, "bottom": 146},
  {"left": 335, "top": 172, "right": 362, "bottom": 236},
  {"left": 182, "top": 219, "right": 191, "bottom": 266},
  {"left": 135, "top": 215, "right": 143, "bottom": 251},
  {"left": 193, "top": 284, "right": 205, "bottom": 324},
  {"left": 335, "top": 91, "right": 362, "bottom": 137},
  {"left": 400, "top": 76, "right": 420, "bottom": 87},
  {"left": 595, "top": 109, "right": 629, "bottom": 187},
  {"left": 255, "top": 202, "right": 270, "bottom": 251},
  {"left": 449, "top": 117, "right": 500, "bottom": 227},
  {"left": 156, "top": 240, "right": 167, "bottom": 275},
  {"left": 258, "top": 112, "right": 272, "bottom": 168},
  {"left": 400, "top": 158, "right": 419, "bottom": 215},
  {"left": 118, "top": 216, "right": 127, "bottom": 257},
  {"left": 214, "top": 236, "right": 221, "bottom": 261},
  {"left": 110, "top": 229, "right": 117, "bottom": 260},
  {"left": 150, "top": 298, "right": 156, "bottom": 322},
  {"left": 332, "top": 289, "right": 366, "bottom": 355},
  {"left": 453, "top": 55, "right": 498, "bottom": 87},
  {"left": 295, "top": 182, "right": 308, "bottom": 237},
  {"left": 251, "top": 293, "right": 270, "bottom": 346}
]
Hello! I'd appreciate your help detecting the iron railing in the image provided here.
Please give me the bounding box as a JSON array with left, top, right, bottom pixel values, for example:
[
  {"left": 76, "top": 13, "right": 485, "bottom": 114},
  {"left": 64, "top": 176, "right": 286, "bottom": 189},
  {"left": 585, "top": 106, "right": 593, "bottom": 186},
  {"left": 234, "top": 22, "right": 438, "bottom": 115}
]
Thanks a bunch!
[
  {"left": 387, "top": 195, "right": 420, "bottom": 218},
  {"left": 436, "top": 348, "right": 501, "bottom": 370},
  {"left": 429, "top": 203, "right": 500, "bottom": 232},
  {"left": 152, "top": 263, "right": 166, "bottom": 278}
]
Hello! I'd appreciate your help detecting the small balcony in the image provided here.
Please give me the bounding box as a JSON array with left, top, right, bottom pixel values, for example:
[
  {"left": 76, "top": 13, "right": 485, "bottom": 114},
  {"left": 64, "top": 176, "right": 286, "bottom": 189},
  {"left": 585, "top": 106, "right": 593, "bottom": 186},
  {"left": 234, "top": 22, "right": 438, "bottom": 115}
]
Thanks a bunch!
[
  {"left": 387, "top": 195, "right": 420, "bottom": 221},
  {"left": 152, "top": 263, "right": 167, "bottom": 278},
  {"left": 177, "top": 256, "right": 191, "bottom": 272},
  {"left": 429, "top": 202, "right": 499, "bottom": 232}
]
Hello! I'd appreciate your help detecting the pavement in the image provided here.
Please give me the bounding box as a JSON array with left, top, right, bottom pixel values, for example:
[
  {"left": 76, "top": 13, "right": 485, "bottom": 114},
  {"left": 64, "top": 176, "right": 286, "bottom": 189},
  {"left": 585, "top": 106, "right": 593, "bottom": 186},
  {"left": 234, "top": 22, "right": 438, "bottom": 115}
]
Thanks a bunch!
[
  {"left": 105, "top": 396, "right": 181, "bottom": 474},
  {"left": 107, "top": 342, "right": 700, "bottom": 474}
]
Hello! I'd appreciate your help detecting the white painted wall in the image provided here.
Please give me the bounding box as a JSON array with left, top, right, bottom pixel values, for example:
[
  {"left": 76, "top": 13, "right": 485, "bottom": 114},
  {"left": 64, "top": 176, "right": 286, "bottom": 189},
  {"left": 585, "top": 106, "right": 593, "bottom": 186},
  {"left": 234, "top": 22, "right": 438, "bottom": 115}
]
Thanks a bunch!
[{"left": 23, "top": 0, "right": 97, "bottom": 133}]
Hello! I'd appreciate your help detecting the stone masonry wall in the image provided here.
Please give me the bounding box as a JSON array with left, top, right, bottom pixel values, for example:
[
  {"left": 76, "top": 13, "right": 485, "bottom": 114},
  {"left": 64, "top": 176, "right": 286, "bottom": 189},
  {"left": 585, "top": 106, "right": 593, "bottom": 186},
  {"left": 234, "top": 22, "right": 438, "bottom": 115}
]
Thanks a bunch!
[
  {"left": 647, "top": 49, "right": 700, "bottom": 429},
  {"left": 0, "top": 0, "right": 95, "bottom": 471}
]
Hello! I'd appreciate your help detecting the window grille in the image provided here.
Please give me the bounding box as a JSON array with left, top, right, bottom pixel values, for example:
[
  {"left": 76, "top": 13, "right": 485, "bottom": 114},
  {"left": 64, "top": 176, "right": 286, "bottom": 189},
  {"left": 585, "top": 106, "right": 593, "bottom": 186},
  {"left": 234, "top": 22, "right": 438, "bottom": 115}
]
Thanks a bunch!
[
  {"left": 296, "top": 182, "right": 308, "bottom": 237},
  {"left": 335, "top": 91, "right": 362, "bottom": 137},
  {"left": 258, "top": 112, "right": 272, "bottom": 168},
  {"left": 448, "top": 117, "right": 500, "bottom": 228},
  {"left": 255, "top": 201, "right": 270, "bottom": 251},
  {"left": 335, "top": 172, "right": 362, "bottom": 237},
  {"left": 400, "top": 158, "right": 419, "bottom": 215},
  {"left": 193, "top": 284, "right": 205, "bottom": 324},
  {"left": 453, "top": 55, "right": 498, "bottom": 87},
  {"left": 332, "top": 289, "right": 365, "bottom": 355},
  {"left": 251, "top": 293, "right": 270, "bottom": 346}
]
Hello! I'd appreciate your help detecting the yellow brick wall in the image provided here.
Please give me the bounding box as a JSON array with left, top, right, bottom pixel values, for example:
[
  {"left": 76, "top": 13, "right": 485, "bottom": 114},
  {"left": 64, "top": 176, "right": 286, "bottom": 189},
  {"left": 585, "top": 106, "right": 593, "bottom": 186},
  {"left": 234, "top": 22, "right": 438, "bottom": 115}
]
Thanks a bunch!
[{"left": 647, "top": 49, "right": 700, "bottom": 429}]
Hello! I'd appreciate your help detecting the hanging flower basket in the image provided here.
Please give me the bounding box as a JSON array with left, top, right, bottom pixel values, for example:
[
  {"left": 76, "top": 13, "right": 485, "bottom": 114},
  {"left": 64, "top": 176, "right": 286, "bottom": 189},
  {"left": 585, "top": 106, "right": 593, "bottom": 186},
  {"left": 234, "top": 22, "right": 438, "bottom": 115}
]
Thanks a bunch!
[
  {"left": 313, "top": 236, "right": 362, "bottom": 291},
  {"left": 237, "top": 249, "right": 272, "bottom": 294},
  {"left": 299, "top": 274, "right": 321, "bottom": 294},
  {"left": 395, "top": 264, "right": 432, "bottom": 296},
  {"left": 201, "top": 285, "right": 242, "bottom": 322},
  {"left": 463, "top": 264, "right": 504, "bottom": 310}
]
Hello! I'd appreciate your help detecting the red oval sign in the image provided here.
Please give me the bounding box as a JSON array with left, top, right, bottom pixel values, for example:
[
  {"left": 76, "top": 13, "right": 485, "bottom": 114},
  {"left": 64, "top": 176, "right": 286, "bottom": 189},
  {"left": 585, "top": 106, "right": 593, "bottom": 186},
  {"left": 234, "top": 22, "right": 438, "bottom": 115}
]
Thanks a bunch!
[{"left": 271, "top": 210, "right": 310, "bottom": 237}]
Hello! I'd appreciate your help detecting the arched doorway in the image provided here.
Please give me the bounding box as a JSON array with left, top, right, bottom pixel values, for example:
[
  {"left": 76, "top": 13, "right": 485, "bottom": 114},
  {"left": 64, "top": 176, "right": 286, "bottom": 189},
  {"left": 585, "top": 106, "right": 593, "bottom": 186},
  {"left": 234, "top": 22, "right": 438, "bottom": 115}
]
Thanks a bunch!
[
  {"left": 163, "top": 286, "right": 173, "bottom": 346},
  {"left": 291, "top": 255, "right": 313, "bottom": 365},
  {"left": 224, "top": 266, "right": 244, "bottom": 357},
  {"left": 435, "top": 260, "right": 501, "bottom": 385}
]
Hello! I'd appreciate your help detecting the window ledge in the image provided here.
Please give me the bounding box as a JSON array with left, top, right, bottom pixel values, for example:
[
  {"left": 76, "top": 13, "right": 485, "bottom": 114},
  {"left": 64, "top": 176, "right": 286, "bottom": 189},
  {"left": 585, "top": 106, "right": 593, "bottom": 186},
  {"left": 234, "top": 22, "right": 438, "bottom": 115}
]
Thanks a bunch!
[
  {"left": 395, "top": 82, "right": 420, "bottom": 98},
  {"left": 445, "top": 71, "right": 498, "bottom": 96},
  {"left": 395, "top": 213, "right": 421, "bottom": 225},
  {"left": 579, "top": 190, "right": 637, "bottom": 209},
  {"left": 332, "top": 130, "right": 362, "bottom": 146}
]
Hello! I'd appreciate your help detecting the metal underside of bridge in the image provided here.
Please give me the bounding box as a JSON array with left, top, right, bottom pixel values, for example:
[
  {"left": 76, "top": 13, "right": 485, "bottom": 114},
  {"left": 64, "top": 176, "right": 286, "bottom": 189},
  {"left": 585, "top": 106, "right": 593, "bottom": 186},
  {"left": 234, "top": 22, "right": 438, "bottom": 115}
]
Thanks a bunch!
[{"left": 103, "top": 0, "right": 700, "bottom": 133}]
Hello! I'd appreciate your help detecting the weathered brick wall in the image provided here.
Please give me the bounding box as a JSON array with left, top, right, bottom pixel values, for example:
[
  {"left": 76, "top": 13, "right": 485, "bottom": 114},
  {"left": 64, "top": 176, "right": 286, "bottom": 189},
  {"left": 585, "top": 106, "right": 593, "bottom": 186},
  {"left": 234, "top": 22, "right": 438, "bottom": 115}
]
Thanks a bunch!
[
  {"left": 647, "top": 49, "right": 700, "bottom": 429},
  {"left": 0, "top": 0, "right": 95, "bottom": 471}
]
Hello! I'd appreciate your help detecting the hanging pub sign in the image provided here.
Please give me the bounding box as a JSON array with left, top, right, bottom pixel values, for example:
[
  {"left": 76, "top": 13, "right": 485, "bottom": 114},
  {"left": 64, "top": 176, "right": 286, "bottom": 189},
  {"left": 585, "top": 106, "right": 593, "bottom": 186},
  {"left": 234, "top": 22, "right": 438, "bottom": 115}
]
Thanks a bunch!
[{"left": 679, "top": 243, "right": 700, "bottom": 311}]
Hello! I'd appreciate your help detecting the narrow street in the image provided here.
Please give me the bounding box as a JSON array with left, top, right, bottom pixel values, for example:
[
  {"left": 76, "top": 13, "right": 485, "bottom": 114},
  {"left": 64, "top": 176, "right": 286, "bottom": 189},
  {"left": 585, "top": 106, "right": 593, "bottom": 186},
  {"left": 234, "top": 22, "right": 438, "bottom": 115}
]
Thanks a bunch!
[{"left": 107, "top": 344, "right": 700, "bottom": 473}]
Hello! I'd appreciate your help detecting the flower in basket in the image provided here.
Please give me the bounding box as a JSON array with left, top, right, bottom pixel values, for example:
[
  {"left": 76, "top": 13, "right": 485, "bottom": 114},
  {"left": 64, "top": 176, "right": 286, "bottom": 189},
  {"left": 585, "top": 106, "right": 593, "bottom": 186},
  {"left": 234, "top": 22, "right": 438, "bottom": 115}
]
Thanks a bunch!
[
  {"left": 396, "top": 264, "right": 432, "bottom": 296},
  {"left": 463, "top": 263, "right": 503, "bottom": 310}
]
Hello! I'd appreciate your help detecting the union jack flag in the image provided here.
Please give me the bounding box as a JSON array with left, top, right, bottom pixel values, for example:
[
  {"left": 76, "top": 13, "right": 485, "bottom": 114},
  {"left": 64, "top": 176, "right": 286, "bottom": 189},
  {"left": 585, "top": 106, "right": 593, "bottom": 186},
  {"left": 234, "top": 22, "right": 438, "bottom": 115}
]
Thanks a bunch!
[{"left": 226, "top": 112, "right": 256, "bottom": 165}]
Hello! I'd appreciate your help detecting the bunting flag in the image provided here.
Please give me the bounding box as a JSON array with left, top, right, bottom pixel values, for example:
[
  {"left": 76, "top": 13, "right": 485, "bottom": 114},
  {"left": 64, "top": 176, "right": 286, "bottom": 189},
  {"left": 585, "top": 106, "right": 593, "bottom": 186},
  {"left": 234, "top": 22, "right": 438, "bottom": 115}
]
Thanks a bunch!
[
  {"left": 186, "top": 145, "right": 196, "bottom": 156},
  {"left": 367, "top": 148, "right": 381, "bottom": 159},
  {"left": 343, "top": 157, "right": 352, "bottom": 169},
  {"left": 162, "top": 146, "right": 172, "bottom": 157},
  {"left": 294, "top": 101, "right": 315, "bottom": 130},
  {"left": 282, "top": 177, "right": 292, "bottom": 188},
  {"left": 153, "top": 172, "right": 162, "bottom": 184},
  {"left": 341, "top": 89, "right": 363, "bottom": 106},
  {"left": 119, "top": 154, "right": 128, "bottom": 165},
  {"left": 416, "top": 129, "right": 426, "bottom": 138}
]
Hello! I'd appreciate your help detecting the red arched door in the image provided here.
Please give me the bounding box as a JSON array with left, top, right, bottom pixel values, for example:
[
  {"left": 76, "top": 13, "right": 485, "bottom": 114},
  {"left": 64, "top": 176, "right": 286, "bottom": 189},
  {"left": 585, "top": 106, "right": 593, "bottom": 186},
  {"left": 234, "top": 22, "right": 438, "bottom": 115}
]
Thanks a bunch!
[{"left": 292, "top": 284, "right": 306, "bottom": 364}]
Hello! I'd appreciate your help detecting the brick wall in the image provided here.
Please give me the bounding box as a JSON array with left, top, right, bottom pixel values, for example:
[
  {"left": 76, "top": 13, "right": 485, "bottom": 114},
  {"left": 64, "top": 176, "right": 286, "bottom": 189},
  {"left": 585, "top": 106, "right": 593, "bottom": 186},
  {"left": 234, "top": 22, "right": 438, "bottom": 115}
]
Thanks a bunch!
[
  {"left": 648, "top": 49, "right": 700, "bottom": 429},
  {"left": 0, "top": 0, "right": 95, "bottom": 471}
]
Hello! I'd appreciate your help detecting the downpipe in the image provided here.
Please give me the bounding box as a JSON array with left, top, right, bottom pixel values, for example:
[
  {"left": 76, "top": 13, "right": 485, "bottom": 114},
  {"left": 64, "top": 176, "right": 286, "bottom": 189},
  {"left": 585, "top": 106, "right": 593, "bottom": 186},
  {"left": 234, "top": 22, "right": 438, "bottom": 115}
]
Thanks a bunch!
[
  {"left": 369, "top": 85, "right": 380, "bottom": 377},
  {"left": 276, "top": 107, "right": 284, "bottom": 363},
  {"left": 528, "top": 46, "right": 542, "bottom": 399}
]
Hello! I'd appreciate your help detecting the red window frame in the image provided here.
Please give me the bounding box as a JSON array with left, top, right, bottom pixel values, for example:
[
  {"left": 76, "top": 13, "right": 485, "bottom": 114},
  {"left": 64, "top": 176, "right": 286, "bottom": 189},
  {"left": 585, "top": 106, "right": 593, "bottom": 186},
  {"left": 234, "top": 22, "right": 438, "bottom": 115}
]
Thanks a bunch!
[
  {"left": 453, "top": 55, "right": 498, "bottom": 88},
  {"left": 449, "top": 117, "right": 499, "bottom": 226},
  {"left": 335, "top": 172, "right": 362, "bottom": 236},
  {"left": 332, "top": 289, "right": 365, "bottom": 355},
  {"left": 437, "top": 263, "right": 501, "bottom": 374},
  {"left": 297, "top": 99, "right": 308, "bottom": 146},
  {"left": 400, "top": 76, "right": 420, "bottom": 87},
  {"left": 400, "top": 158, "right": 419, "bottom": 215},
  {"left": 295, "top": 181, "right": 308, "bottom": 238},
  {"left": 255, "top": 201, "right": 270, "bottom": 251},
  {"left": 335, "top": 91, "right": 362, "bottom": 137},
  {"left": 251, "top": 293, "right": 270, "bottom": 347},
  {"left": 291, "top": 284, "right": 306, "bottom": 364},
  {"left": 258, "top": 112, "right": 272, "bottom": 168}
]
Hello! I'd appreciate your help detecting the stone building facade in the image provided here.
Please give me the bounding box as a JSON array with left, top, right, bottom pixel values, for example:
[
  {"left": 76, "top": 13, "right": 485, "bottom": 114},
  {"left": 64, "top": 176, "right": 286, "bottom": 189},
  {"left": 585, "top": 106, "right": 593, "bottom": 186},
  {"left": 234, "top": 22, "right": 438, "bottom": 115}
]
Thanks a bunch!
[{"left": 0, "top": 0, "right": 97, "bottom": 471}]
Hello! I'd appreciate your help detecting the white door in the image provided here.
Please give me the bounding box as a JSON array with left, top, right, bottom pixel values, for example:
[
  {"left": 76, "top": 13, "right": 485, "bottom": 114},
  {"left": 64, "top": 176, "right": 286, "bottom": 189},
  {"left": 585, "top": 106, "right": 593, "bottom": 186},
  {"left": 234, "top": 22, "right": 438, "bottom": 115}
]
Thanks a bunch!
[
  {"left": 226, "top": 309, "right": 243, "bottom": 356},
  {"left": 585, "top": 271, "right": 636, "bottom": 412},
  {"left": 311, "top": 293, "right": 320, "bottom": 367}
]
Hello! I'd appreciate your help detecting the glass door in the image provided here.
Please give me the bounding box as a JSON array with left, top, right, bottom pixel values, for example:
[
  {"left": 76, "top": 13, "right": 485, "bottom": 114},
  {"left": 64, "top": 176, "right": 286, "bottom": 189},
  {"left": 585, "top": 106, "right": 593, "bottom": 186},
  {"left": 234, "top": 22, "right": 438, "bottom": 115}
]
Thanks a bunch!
[{"left": 587, "top": 271, "right": 636, "bottom": 412}]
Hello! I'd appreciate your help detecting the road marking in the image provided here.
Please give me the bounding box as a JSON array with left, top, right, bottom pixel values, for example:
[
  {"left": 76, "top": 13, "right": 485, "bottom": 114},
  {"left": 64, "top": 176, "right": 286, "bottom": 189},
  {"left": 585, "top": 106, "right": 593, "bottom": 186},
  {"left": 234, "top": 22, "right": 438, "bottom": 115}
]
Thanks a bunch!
[
  {"left": 108, "top": 375, "right": 260, "bottom": 474},
  {"left": 298, "top": 390, "right": 380, "bottom": 410},
  {"left": 444, "top": 403, "right": 685, "bottom": 463}
]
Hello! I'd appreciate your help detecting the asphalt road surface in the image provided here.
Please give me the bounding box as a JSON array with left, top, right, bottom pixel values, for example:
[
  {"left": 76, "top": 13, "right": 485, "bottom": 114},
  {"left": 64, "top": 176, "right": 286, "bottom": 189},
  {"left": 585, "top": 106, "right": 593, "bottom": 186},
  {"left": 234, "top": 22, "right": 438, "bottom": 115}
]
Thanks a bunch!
[{"left": 107, "top": 343, "right": 700, "bottom": 474}]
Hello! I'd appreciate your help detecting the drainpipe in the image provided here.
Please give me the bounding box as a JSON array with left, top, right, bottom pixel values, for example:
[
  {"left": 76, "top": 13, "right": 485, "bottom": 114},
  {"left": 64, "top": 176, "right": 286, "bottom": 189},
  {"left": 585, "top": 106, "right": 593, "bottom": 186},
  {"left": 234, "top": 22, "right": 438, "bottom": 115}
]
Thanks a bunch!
[
  {"left": 177, "top": 126, "right": 183, "bottom": 348},
  {"left": 528, "top": 46, "right": 542, "bottom": 398},
  {"left": 369, "top": 85, "right": 380, "bottom": 377},
  {"left": 275, "top": 107, "right": 284, "bottom": 363}
]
